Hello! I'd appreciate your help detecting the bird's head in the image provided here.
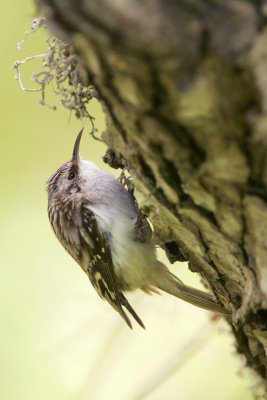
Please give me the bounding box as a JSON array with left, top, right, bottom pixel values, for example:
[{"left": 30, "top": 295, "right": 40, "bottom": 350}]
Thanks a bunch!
[{"left": 46, "top": 129, "right": 84, "bottom": 200}]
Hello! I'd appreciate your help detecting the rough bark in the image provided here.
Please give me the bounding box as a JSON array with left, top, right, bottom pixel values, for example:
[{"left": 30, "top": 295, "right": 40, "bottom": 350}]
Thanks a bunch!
[{"left": 36, "top": 0, "right": 267, "bottom": 380}]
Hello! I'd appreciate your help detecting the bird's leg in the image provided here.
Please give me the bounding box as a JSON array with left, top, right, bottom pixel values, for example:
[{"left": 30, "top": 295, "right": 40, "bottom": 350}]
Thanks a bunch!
[
  {"left": 118, "top": 168, "right": 135, "bottom": 195},
  {"left": 135, "top": 205, "right": 145, "bottom": 228},
  {"left": 118, "top": 167, "right": 145, "bottom": 230},
  {"left": 118, "top": 167, "right": 127, "bottom": 186}
]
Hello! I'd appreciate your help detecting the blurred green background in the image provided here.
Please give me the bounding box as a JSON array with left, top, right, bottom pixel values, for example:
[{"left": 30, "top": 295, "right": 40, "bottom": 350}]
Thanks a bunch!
[{"left": 0, "top": 2, "right": 254, "bottom": 399}]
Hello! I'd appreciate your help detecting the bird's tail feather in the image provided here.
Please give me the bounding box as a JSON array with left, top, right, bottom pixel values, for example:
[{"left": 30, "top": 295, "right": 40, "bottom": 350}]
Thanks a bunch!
[{"left": 153, "top": 261, "right": 230, "bottom": 316}]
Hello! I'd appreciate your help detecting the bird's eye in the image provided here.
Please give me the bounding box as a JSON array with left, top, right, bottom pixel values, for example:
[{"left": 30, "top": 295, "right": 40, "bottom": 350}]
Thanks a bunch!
[{"left": 68, "top": 172, "right": 75, "bottom": 180}]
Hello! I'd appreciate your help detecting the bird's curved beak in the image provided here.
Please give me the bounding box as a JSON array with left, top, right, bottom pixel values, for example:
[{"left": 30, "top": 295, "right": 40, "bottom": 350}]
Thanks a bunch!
[{"left": 72, "top": 128, "right": 84, "bottom": 163}]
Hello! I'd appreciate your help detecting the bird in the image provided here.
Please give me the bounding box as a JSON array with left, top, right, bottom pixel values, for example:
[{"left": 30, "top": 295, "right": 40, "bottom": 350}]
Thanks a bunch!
[{"left": 46, "top": 129, "right": 230, "bottom": 328}]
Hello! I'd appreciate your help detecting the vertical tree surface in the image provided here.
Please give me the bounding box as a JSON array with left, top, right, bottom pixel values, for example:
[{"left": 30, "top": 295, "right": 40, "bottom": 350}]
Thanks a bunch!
[{"left": 36, "top": 0, "right": 267, "bottom": 379}]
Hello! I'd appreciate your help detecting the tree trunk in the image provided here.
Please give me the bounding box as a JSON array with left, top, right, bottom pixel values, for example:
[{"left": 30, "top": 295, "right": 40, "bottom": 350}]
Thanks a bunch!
[{"left": 36, "top": 0, "right": 267, "bottom": 379}]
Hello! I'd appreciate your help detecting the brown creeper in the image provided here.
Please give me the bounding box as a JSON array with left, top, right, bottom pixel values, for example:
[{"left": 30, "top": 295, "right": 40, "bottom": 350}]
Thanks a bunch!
[{"left": 46, "top": 130, "right": 230, "bottom": 328}]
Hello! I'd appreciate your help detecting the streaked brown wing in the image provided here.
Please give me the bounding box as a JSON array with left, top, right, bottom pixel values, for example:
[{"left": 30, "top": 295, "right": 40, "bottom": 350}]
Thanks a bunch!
[{"left": 80, "top": 204, "right": 145, "bottom": 329}]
